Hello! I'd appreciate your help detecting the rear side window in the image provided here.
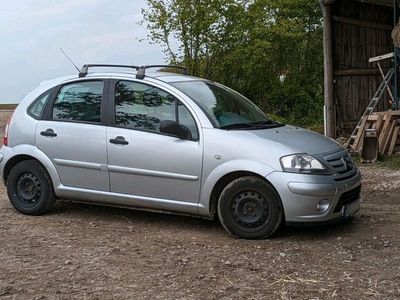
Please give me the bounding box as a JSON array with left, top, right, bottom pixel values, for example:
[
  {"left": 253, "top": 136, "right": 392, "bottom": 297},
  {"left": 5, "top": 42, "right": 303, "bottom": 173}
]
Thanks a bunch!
[
  {"left": 52, "top": 81, "right": 103, "bottom": 123},
  {"left": 28, "top": 90, "right": 52, "bottom": 119}
]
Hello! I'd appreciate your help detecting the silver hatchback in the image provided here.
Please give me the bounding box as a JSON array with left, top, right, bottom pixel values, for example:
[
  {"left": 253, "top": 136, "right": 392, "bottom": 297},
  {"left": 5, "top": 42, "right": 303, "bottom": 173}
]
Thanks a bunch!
[{"left": 0, "top": 64, "right": 361, "bottom": 239}]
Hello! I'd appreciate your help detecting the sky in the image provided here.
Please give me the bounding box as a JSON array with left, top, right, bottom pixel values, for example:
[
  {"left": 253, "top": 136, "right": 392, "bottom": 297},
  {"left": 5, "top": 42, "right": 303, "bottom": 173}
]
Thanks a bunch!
[{"left": 0, "top": 0, "right": 167, "bottom": 103}]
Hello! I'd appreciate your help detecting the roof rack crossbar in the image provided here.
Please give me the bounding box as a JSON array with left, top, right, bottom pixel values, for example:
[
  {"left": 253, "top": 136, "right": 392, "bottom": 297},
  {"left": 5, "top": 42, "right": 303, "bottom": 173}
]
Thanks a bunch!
[
  {"left": 136, "top": 65, "right": 189, "bottom": 79},
  {"left": 79, "top": 64, "right": 140, "bottom": 78}
]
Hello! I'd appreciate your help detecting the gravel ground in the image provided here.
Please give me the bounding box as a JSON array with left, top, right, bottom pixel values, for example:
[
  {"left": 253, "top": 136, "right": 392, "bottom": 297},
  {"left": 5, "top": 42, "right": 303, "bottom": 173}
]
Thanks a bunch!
[{"left": 0, "top": 164, "right": 399, "bottom": 299}]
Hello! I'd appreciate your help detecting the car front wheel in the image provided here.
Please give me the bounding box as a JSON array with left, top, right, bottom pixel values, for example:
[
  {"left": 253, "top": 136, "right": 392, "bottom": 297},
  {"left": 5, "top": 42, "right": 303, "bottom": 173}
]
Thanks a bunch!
[{"left": 217, "top": 176, "right": 283, "bottom": 239}]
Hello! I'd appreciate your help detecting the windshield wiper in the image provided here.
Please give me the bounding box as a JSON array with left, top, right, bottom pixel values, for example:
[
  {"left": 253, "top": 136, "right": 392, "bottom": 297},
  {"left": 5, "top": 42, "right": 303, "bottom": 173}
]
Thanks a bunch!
[
  {"left": 249, "top": 120, "right": 283, "bottom": 128},
  {"left": 249, "top": 120, "right": 274, "bottom": 126},
  {"left": 220, "top": 120, "right": 284, "bottom": 130},
  {"left": 219, "top": 123, "right": 257, "bottom": 129}
]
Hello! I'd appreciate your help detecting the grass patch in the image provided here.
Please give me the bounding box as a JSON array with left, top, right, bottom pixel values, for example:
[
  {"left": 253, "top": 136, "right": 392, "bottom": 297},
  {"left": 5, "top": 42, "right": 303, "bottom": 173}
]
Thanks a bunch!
[
  {"left": 354, "top": 153, "right": 400, "bottom": 170},
  {"left": 375, "top": 155, "right": 400, "bottom": 170}
]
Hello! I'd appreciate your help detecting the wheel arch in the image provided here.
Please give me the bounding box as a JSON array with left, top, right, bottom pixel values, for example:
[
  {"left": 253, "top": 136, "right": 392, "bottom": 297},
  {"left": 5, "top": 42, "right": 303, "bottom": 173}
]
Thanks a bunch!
[
  {"left": 209, "top": 171, "right": 267, "bottom": 218},
  {"left": 2, "top": 145, "right": 61, "bottom": 189},
  {"left": 198, "top": 160, "right": 276, "bottom": 217},
  {"left": 3, "top": 154, "right": 37, "bottom": 182}
]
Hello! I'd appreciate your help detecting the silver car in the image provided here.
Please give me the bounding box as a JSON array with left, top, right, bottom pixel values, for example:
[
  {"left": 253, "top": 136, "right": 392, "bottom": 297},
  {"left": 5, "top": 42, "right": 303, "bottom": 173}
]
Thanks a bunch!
[{"left": 0, "top": 64, "right": 361, "bottom": 239}]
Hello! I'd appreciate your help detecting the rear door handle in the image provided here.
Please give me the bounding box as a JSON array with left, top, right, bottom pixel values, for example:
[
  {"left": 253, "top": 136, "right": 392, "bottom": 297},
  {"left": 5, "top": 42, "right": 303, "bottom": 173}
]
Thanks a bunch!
[
  {"left": 40, "top": 129, "right": 57, "bottom": 137},
  {"left": 109, "top": 136, "right": 129, "bottom": 145}
]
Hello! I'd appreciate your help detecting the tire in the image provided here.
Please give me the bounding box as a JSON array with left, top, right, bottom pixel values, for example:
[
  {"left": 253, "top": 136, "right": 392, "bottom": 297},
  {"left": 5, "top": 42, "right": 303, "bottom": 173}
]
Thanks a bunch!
[
  {"left": 7, "top": 160, "right": 56, "bottom": 215},
  {"left": 217, "top": 176, "right": 283, "bottom": 239}
]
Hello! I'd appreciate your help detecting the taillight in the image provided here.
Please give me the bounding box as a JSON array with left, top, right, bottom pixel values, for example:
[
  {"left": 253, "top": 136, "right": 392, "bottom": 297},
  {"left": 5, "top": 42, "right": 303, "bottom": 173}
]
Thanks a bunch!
[{"left": 3, "top": 112, "right": 14, "bottom": 146}]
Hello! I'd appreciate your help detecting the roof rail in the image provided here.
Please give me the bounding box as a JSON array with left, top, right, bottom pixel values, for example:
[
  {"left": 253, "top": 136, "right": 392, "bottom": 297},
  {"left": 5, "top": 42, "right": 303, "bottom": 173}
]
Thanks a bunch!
[
  {"left": 79, "top": 64, "right": 140, "bottom": 78},
  {"left": 136, "top": 65, "right": 189, "bottom": 79}
]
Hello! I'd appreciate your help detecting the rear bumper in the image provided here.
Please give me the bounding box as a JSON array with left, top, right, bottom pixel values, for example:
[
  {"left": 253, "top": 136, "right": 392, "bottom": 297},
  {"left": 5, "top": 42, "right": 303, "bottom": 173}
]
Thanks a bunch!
[
  {"left": 0, "top": 145, "right": 11, "bottom": 183},
  {"left": 266, "top": 169, "right": 362, "bottom": 224}
]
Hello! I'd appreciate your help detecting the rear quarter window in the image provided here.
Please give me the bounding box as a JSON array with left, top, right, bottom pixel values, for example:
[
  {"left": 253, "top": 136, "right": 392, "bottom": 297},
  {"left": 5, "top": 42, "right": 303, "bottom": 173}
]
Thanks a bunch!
[{"left": 27, "top": 89, "right": 53, "bottom": 119}]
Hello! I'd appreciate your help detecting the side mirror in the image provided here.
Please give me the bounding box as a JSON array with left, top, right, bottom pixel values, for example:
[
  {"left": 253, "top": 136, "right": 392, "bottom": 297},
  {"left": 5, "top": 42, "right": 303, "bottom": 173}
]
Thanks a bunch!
[{"left": 159, "top": 120, "right": 192, "bottom": 140}]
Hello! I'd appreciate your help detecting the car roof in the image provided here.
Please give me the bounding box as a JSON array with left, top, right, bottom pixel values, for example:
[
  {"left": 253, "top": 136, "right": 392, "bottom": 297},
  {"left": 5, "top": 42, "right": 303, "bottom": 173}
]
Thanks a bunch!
[
  {"left": 149, "top": 72, "right": 203, "bottom": 83},
  {"left": 40, "top": 71, "right": 204, "bottom": 89}
]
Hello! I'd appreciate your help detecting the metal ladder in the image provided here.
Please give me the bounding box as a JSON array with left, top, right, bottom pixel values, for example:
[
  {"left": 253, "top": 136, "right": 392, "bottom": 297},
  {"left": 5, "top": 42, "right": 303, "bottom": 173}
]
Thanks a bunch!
[{"left": 346, "top": 68, "right": 395, "bottom": 150}]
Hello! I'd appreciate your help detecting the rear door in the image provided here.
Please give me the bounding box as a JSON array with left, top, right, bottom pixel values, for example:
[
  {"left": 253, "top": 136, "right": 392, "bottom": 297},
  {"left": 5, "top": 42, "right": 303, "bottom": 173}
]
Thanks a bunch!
[
  {"left": 36, "top": 80, "right": 109, "bottom": 191},
  {"left": 106, "top": 79, "right": 202, "bottom": 209}
]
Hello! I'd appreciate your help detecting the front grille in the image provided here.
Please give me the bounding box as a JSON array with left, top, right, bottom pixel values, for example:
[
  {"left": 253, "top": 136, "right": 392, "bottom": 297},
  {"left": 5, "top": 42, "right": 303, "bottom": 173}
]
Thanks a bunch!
[
  {"left": 334, "top": 185, "right": 361, "bottom": 213},
  {"left": 324, "top": 150, "right": 357, "bottom": 181}
]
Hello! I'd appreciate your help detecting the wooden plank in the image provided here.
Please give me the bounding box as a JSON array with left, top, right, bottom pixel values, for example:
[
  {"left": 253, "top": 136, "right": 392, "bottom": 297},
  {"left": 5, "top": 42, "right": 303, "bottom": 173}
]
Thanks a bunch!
[
  {"left": 382, "top": 120, "right": 396, "bottom": 154},
  {"left": 351, "top": 0, "right": 393, "bottom": 7},
  {"left": 378, "top": 115, "right": 391, "bottom": 153},
  {"left": 369, "top": 52, "right": 394, "bottom": 63},
  {"left": 333, "top": 16, "right": 393, "bottom": 31},
  {"left": 334, "top": 68, "right": 390, "bottom": 76},
  {"left": 372, "top": 110, "right": 400, "bottom": 116},
  {"left": 367, "top": 115, "right": 379, "bottom": 121},
  {"left": 374, "top": 115, "right": 384, "bottom": 135},
  {"left": 388, "top": 126, "right": 400, "bottom": 155},
  {"left": 352, "top": 116, "right": 369, "bottom": 151},
  {"left": 378, "top": 115, "right": 392, "bottom": 153}
]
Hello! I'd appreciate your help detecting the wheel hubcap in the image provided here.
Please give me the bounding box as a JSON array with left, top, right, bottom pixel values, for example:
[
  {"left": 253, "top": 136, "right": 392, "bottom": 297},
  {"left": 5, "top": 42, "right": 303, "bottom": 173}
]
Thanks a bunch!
[
  {"left": 16, "top": 172, "right": 42, "bottom": 205},
  {"left": 232, "top": 191, "right": 269, "bottom": 228}
]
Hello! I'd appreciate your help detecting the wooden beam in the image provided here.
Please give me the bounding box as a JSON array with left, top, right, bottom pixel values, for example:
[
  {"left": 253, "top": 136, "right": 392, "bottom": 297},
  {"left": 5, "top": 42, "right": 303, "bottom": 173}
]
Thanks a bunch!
[
  {"left": 351, "top": 0, "right": 393, "bottom": 7},
  {"left": 372, "top": 110, "right": 400, "bottom": 116},
  {"left": 323, "top": 4, "right": 335, "bottom": 138},
  {"left": 334, "top": 68, "right": 390, "bottom": 76},
  {"left": 333, "top": 16, "right": 393, "bottom": 31}
]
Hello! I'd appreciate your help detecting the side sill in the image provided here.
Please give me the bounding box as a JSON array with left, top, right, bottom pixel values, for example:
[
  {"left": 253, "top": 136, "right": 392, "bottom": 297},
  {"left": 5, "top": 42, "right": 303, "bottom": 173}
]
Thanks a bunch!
[{"left": 55, "top": 184, "right": 208, "bottom": 217}]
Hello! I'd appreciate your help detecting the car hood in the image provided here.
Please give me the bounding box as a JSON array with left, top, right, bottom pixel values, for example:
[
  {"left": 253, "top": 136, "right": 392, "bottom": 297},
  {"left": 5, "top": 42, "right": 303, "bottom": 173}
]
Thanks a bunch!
[{"left": 248, "top": 125, "right": 342, "bottom": 155}]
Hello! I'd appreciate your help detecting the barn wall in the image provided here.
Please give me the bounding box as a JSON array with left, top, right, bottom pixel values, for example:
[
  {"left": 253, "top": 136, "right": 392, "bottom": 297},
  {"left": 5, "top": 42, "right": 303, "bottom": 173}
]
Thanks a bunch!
[{"left": 332, "top": 0, "right": 393, "bottom": 136}]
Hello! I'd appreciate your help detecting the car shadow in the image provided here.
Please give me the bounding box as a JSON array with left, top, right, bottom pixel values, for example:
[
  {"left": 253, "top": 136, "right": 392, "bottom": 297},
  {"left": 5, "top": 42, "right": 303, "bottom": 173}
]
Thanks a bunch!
[
  {"left": 52, "top": 200, "right": 360, "bottom": 240},
  {"left": 53, "top": 200, "right": 218, "bottom": 228},
  {"left": 275, "top": 218, "right": 359, "bottom": 240}
]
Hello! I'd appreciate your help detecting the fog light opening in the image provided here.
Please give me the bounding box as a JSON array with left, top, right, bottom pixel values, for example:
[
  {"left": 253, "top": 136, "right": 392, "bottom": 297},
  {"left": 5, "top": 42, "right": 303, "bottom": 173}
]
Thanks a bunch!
[{"left": 316, "top": 199, "right": 330, "bottom": 213}]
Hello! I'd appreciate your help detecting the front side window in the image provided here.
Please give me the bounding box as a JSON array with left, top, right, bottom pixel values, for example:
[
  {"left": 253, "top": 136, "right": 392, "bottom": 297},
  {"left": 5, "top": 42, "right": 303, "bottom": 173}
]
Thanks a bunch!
[
  {"left": 52, "top": 81, "right": 103, "bottom": 123},
  {"left": 114, "top": 81, "right": 198, "bottom": 140},
  {"left": 171, "top": 81, "right": 281, "bottom": 129}
]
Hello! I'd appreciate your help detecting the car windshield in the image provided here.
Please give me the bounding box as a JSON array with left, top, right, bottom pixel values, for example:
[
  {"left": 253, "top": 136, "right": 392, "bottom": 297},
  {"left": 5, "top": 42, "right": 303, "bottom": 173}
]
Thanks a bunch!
[{"left": 171, "top": 80, "right": 281, "bottom": 129}]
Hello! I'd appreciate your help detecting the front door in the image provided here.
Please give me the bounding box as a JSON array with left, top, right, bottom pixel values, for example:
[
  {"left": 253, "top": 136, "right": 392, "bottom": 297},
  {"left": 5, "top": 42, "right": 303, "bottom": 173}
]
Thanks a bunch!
[
  {"left": 106, "top": 80, "right": 202, "bottom": 210},
  {"left": 36, "top": 80, "right": 109, "bottom": 191}
]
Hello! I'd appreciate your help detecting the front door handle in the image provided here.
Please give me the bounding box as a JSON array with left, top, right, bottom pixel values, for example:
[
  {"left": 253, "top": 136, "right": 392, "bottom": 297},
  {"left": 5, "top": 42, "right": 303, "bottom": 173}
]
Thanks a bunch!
[
  {"left": 40, "top": 129, "right": 57, "bottom": 137},
  {"left": 109, "top": 136, "right": 129, "bottom": 145}
]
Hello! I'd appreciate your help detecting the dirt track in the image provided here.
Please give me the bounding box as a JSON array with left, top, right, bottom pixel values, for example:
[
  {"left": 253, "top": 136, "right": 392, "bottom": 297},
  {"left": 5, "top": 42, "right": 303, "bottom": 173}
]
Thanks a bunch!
[{"left": 0, "top": 164, "right": 399, "bottom": 299}]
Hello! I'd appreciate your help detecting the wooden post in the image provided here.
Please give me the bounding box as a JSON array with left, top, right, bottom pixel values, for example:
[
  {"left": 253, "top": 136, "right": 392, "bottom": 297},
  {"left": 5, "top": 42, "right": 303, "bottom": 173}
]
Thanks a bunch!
[
  {"left": 395, "top": 0, "right": 400, "bottom": 109},
  {"left": 322, "top": 2, "right": 335, "bottom": 138}
]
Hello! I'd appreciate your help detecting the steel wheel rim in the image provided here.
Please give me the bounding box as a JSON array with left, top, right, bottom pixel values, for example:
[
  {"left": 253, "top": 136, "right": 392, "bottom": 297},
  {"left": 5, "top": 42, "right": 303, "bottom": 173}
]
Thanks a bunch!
[
  {"left": 231, "top": 190, "right": 270, "bottom": 228},
  {"left": 15, "top": 172, "right": 42, "bottom": 206}
]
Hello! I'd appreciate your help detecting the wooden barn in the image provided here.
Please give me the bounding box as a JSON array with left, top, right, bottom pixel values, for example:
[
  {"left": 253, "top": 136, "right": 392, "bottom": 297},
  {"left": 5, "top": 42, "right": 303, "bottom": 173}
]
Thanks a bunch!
[{"left": 321, "top": 0, "right": 399, "bottom": 138}]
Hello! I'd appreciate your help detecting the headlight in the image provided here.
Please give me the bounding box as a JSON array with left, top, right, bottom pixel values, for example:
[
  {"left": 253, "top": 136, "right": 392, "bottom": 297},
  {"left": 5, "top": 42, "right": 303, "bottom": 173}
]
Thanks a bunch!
[{"left": 280, "top": 154, "right": 332, "bottom": 174}]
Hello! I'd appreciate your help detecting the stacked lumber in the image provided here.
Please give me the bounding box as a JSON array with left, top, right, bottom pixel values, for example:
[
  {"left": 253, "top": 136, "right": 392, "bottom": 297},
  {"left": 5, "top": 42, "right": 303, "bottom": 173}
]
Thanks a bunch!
[{"left": 349, "top": 110, "right": 400, "bottom": 155}]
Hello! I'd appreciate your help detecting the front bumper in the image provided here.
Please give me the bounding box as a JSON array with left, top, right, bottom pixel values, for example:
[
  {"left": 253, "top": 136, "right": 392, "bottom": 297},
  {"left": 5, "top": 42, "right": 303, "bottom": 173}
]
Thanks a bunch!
[{"left": 266, "top": 168, "right": 362, "bottom": 224}]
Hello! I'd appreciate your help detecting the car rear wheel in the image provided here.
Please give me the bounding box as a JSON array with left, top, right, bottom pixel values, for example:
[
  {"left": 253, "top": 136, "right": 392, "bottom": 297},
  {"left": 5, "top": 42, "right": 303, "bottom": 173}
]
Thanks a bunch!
[
  {"left": 7, "top": 160, "right": 56, "bottom": 215},
  {"left": 217, "top": 176, "right": 283, "bottom": 239}
]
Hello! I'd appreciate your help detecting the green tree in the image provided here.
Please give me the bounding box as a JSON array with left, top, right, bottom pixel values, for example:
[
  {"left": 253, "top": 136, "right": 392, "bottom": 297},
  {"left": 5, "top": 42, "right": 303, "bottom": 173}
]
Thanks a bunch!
[
  {"left": 141, "top": 0, "right": 324, "bottom": 127},
  {"left": 142, "top": 0, "right": 236, "bottom": 76}
]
